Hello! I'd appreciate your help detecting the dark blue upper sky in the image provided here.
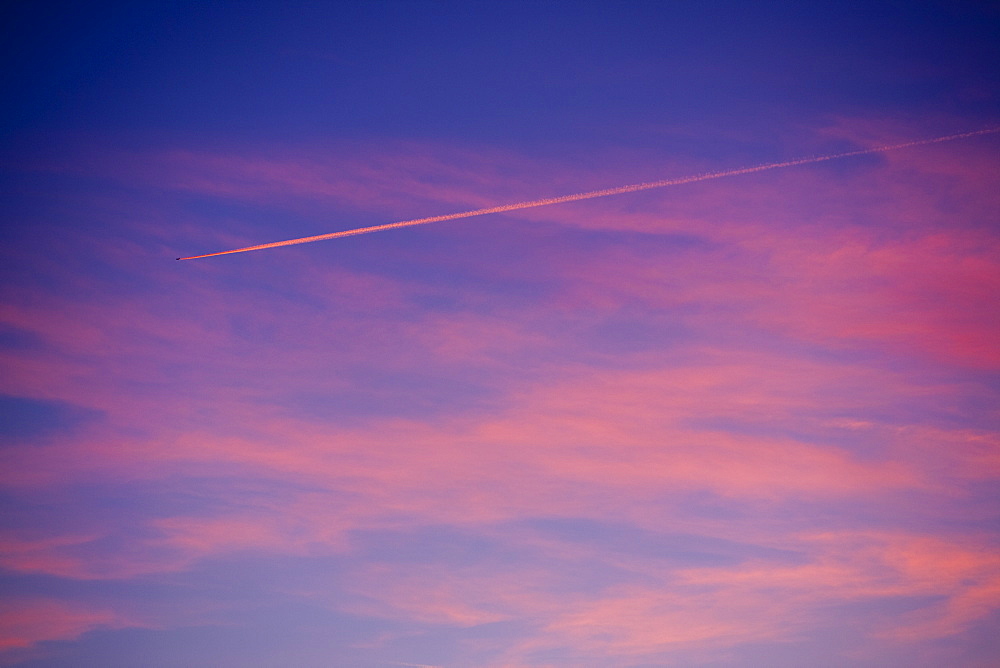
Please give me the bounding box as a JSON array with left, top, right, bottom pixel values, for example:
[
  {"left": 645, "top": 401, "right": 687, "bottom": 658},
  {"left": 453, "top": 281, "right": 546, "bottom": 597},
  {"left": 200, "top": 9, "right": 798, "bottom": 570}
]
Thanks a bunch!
[{"left": 4, "top": 1, "right": 998, "bottom": 152}]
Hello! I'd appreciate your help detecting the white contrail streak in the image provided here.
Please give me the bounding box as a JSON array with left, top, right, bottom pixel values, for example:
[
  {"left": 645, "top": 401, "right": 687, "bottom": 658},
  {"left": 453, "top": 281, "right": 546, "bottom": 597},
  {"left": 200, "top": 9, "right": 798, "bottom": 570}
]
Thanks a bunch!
[{"left": 177, "top": 127, "right": 999, "bottom": 260}]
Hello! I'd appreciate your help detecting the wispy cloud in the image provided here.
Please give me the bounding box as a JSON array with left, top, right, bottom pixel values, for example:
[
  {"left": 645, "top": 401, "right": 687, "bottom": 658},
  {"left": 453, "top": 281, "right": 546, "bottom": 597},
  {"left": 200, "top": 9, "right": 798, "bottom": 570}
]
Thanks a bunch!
[{"left": 2, "top": 120, "right": 998, "bottom": 665}]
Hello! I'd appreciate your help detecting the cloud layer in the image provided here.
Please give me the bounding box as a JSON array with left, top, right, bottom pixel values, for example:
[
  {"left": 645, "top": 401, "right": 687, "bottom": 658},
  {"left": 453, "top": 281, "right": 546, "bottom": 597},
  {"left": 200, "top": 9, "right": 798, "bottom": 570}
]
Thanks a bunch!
[{"left": 2, "top": 120, "right": 999, "bottom": 666}]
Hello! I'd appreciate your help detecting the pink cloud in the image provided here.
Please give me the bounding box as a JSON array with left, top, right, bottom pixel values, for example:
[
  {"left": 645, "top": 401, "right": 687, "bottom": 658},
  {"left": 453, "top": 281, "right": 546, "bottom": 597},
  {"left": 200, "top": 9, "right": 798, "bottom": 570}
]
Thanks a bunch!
[
  {"left": 0, "top": 344, "right": 940, "bottom": 584},
  {"left": 0, "top": 599, "right": 139, "bottom": 653},
  {"left": 0, "top": 533, "right": 104, "bottom": 581},
  {"left": 330, "top": 529, "right": 1000, "bottom": 665},
  {"left": 2, "top": 122, "right": 998, "bottom": 663}
]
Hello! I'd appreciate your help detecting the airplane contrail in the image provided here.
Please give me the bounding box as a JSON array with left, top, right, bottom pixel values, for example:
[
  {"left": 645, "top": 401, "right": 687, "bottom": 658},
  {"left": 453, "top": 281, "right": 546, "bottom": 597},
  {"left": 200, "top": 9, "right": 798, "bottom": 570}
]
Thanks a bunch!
[{"left": 177, "top": 127, "right": 999, "bottom": 260}]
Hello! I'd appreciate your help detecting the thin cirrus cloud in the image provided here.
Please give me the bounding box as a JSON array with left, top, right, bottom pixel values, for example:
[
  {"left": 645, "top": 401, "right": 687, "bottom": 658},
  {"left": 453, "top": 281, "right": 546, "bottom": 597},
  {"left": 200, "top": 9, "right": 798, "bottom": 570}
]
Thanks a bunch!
[
  {"left": 333, "top": 528, "right": 1000, "bottom": 664},
  {"left": 0, "top": 599, "right": 138, "bottom": 653},
  {"left": 1, "top": 119, "right": 999, "bottom": 664}
]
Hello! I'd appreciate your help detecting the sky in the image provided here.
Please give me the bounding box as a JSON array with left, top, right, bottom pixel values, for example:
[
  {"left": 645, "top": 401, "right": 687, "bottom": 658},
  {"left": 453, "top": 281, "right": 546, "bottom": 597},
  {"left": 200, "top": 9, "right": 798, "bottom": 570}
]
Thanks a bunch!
[{"left": 1, "top": 1, "right": 999, "bottom": 666}]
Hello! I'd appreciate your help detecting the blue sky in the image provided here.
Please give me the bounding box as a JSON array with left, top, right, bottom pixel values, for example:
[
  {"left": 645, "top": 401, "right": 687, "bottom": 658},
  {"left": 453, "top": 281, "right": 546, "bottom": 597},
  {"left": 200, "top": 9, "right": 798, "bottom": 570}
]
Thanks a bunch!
[{"left": 2, "top": 2, "right": 999, "bottom": 666}]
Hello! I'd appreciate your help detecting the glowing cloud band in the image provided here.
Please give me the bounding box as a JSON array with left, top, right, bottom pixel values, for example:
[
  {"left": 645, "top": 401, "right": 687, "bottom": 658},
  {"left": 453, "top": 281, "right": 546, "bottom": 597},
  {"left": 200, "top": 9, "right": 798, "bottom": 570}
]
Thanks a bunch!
[{"left": 178, "top": 127, "right": 999, "bottom": 260}]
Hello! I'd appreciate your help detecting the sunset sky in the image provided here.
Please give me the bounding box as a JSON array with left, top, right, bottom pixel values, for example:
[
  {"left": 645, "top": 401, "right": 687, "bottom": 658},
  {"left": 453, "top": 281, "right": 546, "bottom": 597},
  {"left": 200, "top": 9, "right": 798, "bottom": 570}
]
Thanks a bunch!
[{"left": 2, "top": 2, "right": 999, "bottom": 666}]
